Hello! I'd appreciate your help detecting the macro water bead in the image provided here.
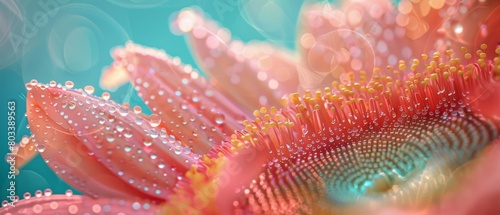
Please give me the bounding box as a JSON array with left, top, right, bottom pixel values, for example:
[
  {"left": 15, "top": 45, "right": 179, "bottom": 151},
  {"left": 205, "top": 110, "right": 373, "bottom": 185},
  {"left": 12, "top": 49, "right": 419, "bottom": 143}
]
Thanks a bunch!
[{"left": 2, "top": 0, "right": 500, "bottom": 214}]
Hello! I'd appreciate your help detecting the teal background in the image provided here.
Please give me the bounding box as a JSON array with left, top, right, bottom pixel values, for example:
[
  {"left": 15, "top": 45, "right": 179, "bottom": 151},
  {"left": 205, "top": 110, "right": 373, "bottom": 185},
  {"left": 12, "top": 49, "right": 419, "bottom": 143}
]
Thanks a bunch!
[{"left": 0, "top": 0, "right": 310, "bottom": 201}]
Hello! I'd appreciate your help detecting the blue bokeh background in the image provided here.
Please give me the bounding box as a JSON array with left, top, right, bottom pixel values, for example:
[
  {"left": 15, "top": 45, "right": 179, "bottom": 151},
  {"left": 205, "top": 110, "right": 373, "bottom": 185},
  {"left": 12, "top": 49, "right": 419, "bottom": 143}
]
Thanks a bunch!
[{"left": 0, "top": 0, "right": 310, "bottom": 200}]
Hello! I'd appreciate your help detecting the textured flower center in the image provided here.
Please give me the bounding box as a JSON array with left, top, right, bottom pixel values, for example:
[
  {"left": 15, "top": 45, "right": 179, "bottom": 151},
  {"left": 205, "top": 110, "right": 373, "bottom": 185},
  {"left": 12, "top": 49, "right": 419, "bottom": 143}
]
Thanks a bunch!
[
  {"left": 221, "top": 47, "right": 500, "bottom": 214},
  {"left": 322, "top": 113, "right": 496, "bottom": 207}
]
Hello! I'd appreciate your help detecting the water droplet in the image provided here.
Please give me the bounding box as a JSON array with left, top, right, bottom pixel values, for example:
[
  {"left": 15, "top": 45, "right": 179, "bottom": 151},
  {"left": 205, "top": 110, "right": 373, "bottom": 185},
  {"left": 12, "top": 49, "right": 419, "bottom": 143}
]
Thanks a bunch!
[
  {"left": 65, "top": 189, "right": 73, "bottom": 196},
  {"left": 160, "top": 128, "right": 167, "bottom": 138},
  {"left": 98, "top": 98, "right": 106, "bottom": 106},
  {"left": 124, "top": 146, "right": 132, "bottom": 152},
  {"left": 116, "top": 123, "right": 124, "bottom": 132},
  {"left": 102, "top": 92, "right": 110, "bottom": 100},
  {"left": 480, "top": 24, "right": 488, "bottom": 37},
  {"left": 65, "top": 81, "right": 74, "bottom": 89},
  {"left": 133, "top": 106, "right": 142, "bottom": 114},
  {"left": 37, "top": 144, "right": 46, "bottom": 153},
  {"left": 124, "top": 129, "right": 133, "bottom": 138},
  {"left": 184, "top": 146, "right": 191, "bottom": 154},
  {"left": 106, "top": 134, "right": 115, "bottom": 143},
  {"left": 68, "top": 101, "right": 76, "bottom": 110},
  {"left": 44, "top": 188, "right": 52, "bottom": 196},
  {"left": 144, "top": 138, "right": 153, "bottom": 147},
  {"left": 49, "top": 81, "right": 57, "bottom": 87},
  {"left": 84, "top": 85, "right": 95, "bottom": 94},
  {"left": 149, "top": 129, "right": 158, "bottom": 138},
  {"left": 135, "top": 116, "right": 144, "bottom": 125},
  {"left": 214, "top": 113, "right": 225, "bottom": 125},
  {"left": 149, "top": 114, "right": 161, "bottom": 127},
  {"left": 174, "top": 147, "right": 182, "bottom": 155},
  {"left": 150, "top": 154, "right": 157, "bottom": 159},
  {"left": 23, "top": 192, "right": 31, "bottom": 199},
  {"left": 116, "top": 107, "right": 128, "bottom": 117},
  {"left": 454, "top": 24, "right": 463, "bottom": 35},
  {"left": 168, "top": 135, "right": 176, "bottom": 143}
]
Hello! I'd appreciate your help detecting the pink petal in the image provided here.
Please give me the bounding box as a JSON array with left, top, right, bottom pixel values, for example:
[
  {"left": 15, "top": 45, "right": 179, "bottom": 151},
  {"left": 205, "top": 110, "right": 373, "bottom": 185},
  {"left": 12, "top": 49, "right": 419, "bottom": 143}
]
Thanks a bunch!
[
  {"left": 173, "top": 8, "right": 299, "bottom": 112},
  {"left": 0, "top": 195, "right": 159, "bottom": 214},
  {"left": 394, "top": 1, "right": 500, "bottom": 56},
  {"left": 474, "top": 82, "right": 500, "bottom": 128},
  {"left": 25, "top": 81, "right": 196, "bottom": 200},
  {"left": 215, "top": 147, "right": 271, "bottom": 214},
  {"left": 296, "top": 1, "right": 397, "bottom": 89},
  {"left": 106, "top": 43, "right": 250, "bottom": 154},
  {"left": 442, "top": 1, "right": 500, "bottom": 56},
  {"left": 100, "top": 62, "right": 130, "bottom": 91},
  {"left": 26, "top": 91, "right": 152, "bottom": 200},
  {"left": 437, "top": 140, "right": 500, "bottom": 214}
]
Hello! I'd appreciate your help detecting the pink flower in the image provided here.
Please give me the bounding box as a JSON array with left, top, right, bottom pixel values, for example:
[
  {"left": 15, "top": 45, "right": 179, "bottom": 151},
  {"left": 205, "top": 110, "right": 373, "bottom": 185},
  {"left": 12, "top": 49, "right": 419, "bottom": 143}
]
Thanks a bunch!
[{"left": 3, "top": 0, "right": 500, "bottom": 214}]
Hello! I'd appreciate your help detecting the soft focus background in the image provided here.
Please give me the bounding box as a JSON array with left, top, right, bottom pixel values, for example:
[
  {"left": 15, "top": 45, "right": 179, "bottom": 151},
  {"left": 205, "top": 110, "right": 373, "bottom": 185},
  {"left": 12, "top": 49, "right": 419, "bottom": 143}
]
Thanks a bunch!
[{"left": 0, "top": 0, "right": 312, "bottom": 200}]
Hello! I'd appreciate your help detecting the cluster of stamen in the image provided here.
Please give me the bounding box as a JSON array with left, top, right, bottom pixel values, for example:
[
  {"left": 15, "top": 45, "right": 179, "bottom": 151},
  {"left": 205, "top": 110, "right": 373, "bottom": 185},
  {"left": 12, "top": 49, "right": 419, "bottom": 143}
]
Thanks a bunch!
[{"left": 209, "top": 46, "right": 500, "bottom": 213}]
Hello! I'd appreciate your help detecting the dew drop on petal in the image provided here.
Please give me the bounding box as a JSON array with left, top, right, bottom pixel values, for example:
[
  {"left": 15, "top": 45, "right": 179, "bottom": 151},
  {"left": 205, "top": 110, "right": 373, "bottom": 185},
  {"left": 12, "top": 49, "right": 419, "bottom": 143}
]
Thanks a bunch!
[
  {"left": 132, "top": 202, "right": 141, "bottom": 210},
  {"left": 480, "top": 24, "right": 488, "bottom": 37},
  {"left": 149, "top": 129, "right": 158, "bottom": 139},
  {"left": 92, "top": 204, "right": 101, "bottom": 213},
  {"left": 65, "top": 189, "right": 73, "bottom": 196},
  {"left": 23, "top": 192, "right": 31, "bottom": 199},
  {"left": 133, "top": 106, "right": 142, "bottom": 114},
  {"left": 84, "top": 85, "right": 95, "bottom": 94},
  {"left": 135, "top": 116, "right": 144, "bottom": 125},
  {"left": 65, "top": 81, "right": 74, "bottom": 89},
  {"left": 101, "top": 92, "right": 111, "bottom": 100},
  {"left": 68, "top": 101, "right": 76, "bottom": 110},
  {"left": 37, "top": 144, "right": 46, "bottom": 153},
  {"left": 49, "top": 81, "right": 57, "bottom": 87},
  {"left": 214, "top": 113, "right": 225, "bottom": 125},
  {"left": 149, "top": 114, "right": 161, "bottom": 127},
  {"left": 454, "top": 24, "right": 464, "bottom": 35},
  {"left": 44, "top": 188, "right": 52, "bottom": 196},
  {"left": 144, "top": 137, "right": 153, "bottom": 147},
  {"left": 119, "top": 106, "right": 129, "bottom": 116},
  {"left": 106, "top": 134, "right": 115, "bottom": 143},
  {"left": 174, "top": 147, "right": 182, "bottom": 155},
  {"left": 32, "top": 204, "right": 43, "bottom": 213},
  {"left": 68, "top": 205, "right": 78, "bottom": 214},
  {"left": 49, "top": 201, "right": 58, "bottom": 210}
]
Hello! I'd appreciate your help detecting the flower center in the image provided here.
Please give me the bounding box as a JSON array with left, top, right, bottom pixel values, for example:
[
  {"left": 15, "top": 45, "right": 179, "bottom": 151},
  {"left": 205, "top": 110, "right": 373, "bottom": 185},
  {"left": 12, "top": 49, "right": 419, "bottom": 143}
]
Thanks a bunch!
[
  {"left": 222, "top": 47, "right": 500, "bottom": 213},
  {"left": 322, "top": 113, "right": 497, "bottom": 208}
]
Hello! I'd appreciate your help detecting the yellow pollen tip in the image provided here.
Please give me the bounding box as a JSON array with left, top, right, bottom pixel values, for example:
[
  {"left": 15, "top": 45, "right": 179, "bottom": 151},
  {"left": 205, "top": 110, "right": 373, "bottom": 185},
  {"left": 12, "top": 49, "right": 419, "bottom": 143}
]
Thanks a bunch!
[
  {"left": 260, "top": 107, "right": 267, "bottom": 114},
  {"left": 443, "top": 72, "right": 450, "bottom": 78},
  {"left": 421, "top": 54, "right": 428, "bottom": 60},
  {"left": 270, "top": 106, "right": 277, "bottom": 114}
]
